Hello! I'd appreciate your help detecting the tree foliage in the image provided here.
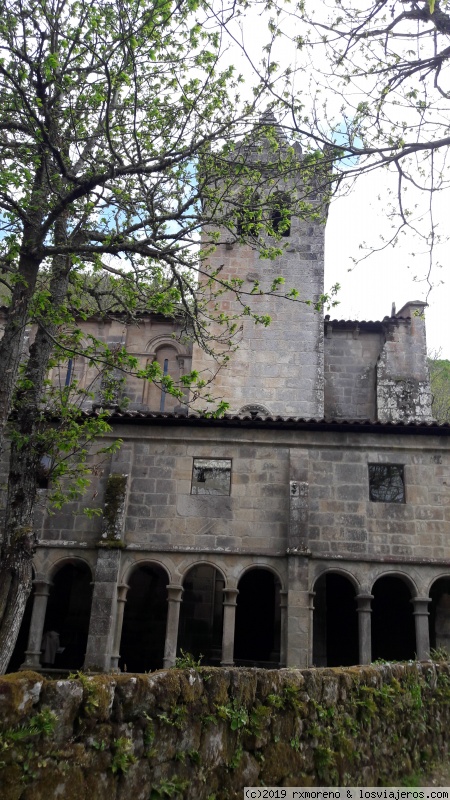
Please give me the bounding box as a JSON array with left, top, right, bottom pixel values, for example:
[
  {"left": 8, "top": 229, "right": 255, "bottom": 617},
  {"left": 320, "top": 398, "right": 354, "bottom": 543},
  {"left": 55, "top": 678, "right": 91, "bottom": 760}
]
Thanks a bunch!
[
  {"left": 258, "top": 0, "right": 450, "bottom": 271},
  {"left": 0, "top": 0, "right": 337, "bottom": 672},
  {"left": 429, "top": 356, "right": 450, "bottom": 422}
]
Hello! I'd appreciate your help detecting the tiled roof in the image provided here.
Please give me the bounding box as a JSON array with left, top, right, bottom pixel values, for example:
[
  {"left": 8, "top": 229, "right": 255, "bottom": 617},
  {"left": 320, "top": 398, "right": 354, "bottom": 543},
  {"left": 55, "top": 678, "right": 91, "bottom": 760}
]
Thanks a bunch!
[
  {"left": 87, "top": 409, "right": 450, "bottom": 435},
  {"left": 324, "top": 316, "right": 410, "bottom": 327}
]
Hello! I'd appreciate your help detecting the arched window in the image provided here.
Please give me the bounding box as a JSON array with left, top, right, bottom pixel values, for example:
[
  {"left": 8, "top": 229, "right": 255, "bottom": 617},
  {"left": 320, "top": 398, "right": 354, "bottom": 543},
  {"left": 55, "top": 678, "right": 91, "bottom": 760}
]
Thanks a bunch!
[{"left": 145, "top": 344, "right": 180, "bottom": 413}]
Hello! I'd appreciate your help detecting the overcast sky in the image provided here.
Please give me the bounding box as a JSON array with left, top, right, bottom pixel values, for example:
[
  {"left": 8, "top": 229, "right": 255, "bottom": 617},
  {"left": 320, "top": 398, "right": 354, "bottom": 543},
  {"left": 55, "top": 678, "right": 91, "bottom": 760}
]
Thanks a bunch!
[
  {"left": 324, "top": 169, "right": 449, "bottom": 359},
  {"left": 224, "top": 4, "right": 450, "bottom": 359}
]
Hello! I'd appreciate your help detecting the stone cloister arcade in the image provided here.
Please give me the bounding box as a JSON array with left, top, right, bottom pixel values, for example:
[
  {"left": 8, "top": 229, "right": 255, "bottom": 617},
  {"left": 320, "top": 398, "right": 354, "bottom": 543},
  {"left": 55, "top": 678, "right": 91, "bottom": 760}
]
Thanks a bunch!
[{"left": 9, "top": 552, "right": 450, "bottom": 674}]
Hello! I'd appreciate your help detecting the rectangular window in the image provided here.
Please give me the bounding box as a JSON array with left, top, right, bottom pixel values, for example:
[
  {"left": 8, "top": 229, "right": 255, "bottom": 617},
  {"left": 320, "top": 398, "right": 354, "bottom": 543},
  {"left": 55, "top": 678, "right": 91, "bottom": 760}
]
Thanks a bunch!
[
  {"left": 368, "top": 464, "right": 405, "bottom": 503},
  {"left": 191, "top": 458, "right": 232, "bottom": 496}
]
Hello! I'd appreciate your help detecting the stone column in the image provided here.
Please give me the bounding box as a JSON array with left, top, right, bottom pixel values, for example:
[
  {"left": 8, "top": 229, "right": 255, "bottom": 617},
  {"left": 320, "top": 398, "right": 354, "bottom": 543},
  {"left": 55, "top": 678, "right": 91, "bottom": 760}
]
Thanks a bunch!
[
  {"left": 110, "top": 584, "right": 129, "bottom": 672},
  {"left": 412, "top": 596, "right": 431, "bottom": 660},
  {"left": 308, "top": 590, "right": 316, "bottom": 667},
  {"left": 84, "top": 549, "right": 122, "bottom": 671},
  {"left": 279, "top": 590, "right": 288, "bottom": 667},
  {"left": 221, "top": 588, "right": 239, "bottom": 666},
  {"left": 286, "top": 555, "right": 311, "bottom": 667},
  {"left": 163, "top": 584, "right": 183, "bottom": 668},
  {"left": 356, "top": 593, "right": 373, "bottom": 665},
  {"left": 20, "top": 579, "right": 52, "bottom": 670}
]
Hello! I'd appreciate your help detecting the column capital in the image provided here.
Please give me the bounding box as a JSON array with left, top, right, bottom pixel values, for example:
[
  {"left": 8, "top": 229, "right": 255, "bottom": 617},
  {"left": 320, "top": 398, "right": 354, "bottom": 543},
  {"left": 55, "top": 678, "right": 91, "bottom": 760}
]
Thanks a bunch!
[
  {"left": 32, "top": 579, "right": 52, "bottom": 597},
  {"left": 117, "top": 584, "right": 129, "bottom": 602},
  {"left": 223, "top": 588, "right": 239, "bottom": 606},
  {"left": 411, "top": 596, "right": 431, "bottom": 616},
  {"left": 356, "top": 593, "right": 373, "bottom": 612},
  {"left": 167, "top": 584, "right": 183, "bottom": 602}
]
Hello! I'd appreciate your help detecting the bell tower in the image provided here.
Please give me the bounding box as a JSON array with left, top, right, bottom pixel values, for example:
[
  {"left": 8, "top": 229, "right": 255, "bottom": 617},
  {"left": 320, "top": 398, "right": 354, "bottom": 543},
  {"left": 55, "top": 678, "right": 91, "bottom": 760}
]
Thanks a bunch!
[{"left": 191, "top": 118, "right": 326, "bottom": 418}]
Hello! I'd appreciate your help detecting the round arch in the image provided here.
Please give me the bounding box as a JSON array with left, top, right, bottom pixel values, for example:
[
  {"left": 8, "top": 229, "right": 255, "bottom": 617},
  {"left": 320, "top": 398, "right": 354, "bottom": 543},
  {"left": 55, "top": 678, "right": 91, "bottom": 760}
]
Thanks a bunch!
[
  {"left": 312, "top": 566, "right": 360, "bottom": 595},
  {"left": 427, "top": 572, "right": 450, "bottom": 597},
  {"left": 43, "top": 559, "right": 93, "bottom": 670},
  {"left": 180, "top": 559, "right": 227, "bottom": 586},
  {"left": 371, "top": 573, "right": 416, "bottom": 661},
  {"left": 236, "top": 563, "right": 284, "bottom": 592},
  {"left": 119, "top": 562, "right": 169, "bottom": 673},
  {"left": 234, "top": 567, "right": 281, "bottom": 667},
  {"left": 312, "top": 570, "right": 359, "bottom": 667},
  {"left": 47, "top": 555, "right": 94, "bottom": 583},
  {"left": 143, "top": 338, "right": 187, "bottom": 413},
  {"left": 428, "top": 575, "right": 450, "bottom": 655},
  {"left": 369, "top": 569, "right": 419, "bottom": 598},
  {"left": 121, "top": 557, "right": 171, "bottom": 587},
  {"left": 145, "top": 335, "right": 187, "bottom": 357},
  {"left": 178, "top": 563, "right": 225, "bottom": 666}
]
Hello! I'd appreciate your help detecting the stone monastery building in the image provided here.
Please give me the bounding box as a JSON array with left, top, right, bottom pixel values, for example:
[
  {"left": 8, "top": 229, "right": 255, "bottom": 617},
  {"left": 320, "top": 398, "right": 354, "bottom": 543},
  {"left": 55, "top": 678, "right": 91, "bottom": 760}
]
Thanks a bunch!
[{"left": 8, "top": 133, "right": 450, "bottom": 675}]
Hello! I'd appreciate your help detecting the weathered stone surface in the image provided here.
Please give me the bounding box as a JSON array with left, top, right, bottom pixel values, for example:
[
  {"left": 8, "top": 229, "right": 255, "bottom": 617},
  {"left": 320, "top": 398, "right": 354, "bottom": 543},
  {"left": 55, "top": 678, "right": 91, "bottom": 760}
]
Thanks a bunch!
[{"left": 2, "top": 664, "right": 450, "bottom": 798}]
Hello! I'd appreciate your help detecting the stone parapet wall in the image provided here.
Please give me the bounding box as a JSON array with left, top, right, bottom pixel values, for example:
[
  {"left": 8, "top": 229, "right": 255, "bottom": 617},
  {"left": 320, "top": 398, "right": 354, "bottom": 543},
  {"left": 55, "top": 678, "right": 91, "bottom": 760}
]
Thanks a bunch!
[{"left": 1, "top": 662, "right": 450, "bottom": 799}]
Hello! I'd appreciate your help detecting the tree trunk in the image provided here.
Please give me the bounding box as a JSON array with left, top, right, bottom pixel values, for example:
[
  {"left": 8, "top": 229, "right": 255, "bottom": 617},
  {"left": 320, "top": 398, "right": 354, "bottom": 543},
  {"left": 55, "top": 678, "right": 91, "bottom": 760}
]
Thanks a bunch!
[
  {"left": 0, "top": 251, "right": 71, "bottom": 672},
  {"left": 0, "top": 528, "right": 35, "bottom": 674},
  {"left": 0, "top": 253, "right": 42, "bottom": 453}
]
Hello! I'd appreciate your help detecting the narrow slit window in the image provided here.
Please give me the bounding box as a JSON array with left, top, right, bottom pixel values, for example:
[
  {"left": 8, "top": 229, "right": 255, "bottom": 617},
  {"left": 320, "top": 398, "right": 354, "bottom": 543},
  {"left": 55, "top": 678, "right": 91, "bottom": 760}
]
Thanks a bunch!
[
  {"left": 160, "top": 358, "right": 169, "bottom": 412},
  {"left": 65, "top": 358, "right": 74, "bottom": 386},
  {"left": 368, "top": 464, "right": 405, "bottom": 503},
  {"left": 191, "top": 458, "right": 232, "bottom": 496}
]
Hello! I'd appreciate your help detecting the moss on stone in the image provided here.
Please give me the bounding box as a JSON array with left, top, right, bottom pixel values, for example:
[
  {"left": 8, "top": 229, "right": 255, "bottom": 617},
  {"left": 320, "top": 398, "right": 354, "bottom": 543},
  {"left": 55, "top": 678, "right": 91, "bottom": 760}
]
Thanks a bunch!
[
  {"left": 0, "top": 672, "right": 43, "bottom": 728},
  {"left": 2, "top": 663, "right": 450, "bottom": 796},
  {"left": 102, "top": 473, "right": 127, "bottom": 540}
]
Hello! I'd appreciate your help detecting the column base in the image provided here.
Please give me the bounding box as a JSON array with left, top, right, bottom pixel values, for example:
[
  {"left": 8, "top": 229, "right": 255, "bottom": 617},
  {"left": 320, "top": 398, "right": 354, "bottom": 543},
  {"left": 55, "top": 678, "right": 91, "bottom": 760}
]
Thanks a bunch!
[{"left": 20, "top": 650, "right": 43, "bottom": 670}]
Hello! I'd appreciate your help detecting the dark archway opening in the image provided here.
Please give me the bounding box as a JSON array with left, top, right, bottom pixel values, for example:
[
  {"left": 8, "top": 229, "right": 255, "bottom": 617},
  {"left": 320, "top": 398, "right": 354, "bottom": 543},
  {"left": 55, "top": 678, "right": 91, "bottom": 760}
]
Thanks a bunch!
[
  {"left": 7, "top": 589, "right": 34, "bottom": 673},
  {"left": 178, "top": 565, "right": 224, "bottom": 665},
  {"left": 371, "top": 576, "right": 415, "bottom": 661},
  {"left": 429, "top": 577, "right": 450, "bottom": 655},
  {"left": 119, "top": 564, "right": 168, "bottom": 673},
  {"left": 313, "top": 573, "right": 358, "bottom": 667},
  {"left": 234, "top": 569, "right": 280, "bottom": 666},
  {"left": 43, "top": 562, "right": 93, "bottom": 670}
]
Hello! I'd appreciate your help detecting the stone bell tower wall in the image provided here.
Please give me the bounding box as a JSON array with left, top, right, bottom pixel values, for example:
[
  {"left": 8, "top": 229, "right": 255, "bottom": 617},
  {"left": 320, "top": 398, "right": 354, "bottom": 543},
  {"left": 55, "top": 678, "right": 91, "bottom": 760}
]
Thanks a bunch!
[{"left": 191, "top": 217, "right": 325, "bottom": 418}]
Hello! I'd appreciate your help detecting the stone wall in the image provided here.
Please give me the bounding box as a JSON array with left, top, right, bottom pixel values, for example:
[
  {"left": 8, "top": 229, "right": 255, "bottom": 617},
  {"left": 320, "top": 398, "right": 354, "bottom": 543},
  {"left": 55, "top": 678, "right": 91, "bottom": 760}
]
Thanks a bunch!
[
  {"left": 36, "top": 423, "right": 450, "bottom": 561},
  {"left": 2, "top": 663, "right": 450, "bottom": 799},
  {"left": 377, "top": 303, "right": 432, "bottom": 424},
  {"left": 324, "top": 324, "right": 382, "bottom": 420}
]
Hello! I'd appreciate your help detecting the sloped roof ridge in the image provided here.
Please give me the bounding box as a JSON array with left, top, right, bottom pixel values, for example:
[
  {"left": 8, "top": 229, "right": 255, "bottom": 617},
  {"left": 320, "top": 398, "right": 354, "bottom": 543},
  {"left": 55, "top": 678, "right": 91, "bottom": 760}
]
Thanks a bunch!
[
  {"left": 325, "top": 315, "right": 410, "bottom": 325},
  {"left": 89, "top": 408, "right": 450, "bottom": 430}
]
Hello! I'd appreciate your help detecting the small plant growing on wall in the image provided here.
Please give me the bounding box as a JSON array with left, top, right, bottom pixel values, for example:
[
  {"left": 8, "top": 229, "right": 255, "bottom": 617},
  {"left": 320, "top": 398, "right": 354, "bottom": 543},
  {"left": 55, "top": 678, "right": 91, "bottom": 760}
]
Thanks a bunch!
[
  {"left": 111, "top": 737, "right": 136, "bottom": 775},
  {"left": 174, "top": 650, "right": 203, "bottom": 669}
]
